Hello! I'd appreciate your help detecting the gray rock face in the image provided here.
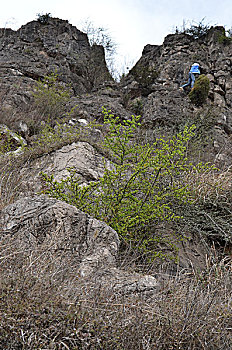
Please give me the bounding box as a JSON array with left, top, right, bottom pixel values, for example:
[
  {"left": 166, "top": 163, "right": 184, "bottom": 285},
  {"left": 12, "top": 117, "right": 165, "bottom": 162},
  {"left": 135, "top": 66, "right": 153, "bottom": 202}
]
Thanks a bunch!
[
  {"left": 0, "top": 17, "right": 111, "bottom": 110},
  {"left": 20, "top": 141, "right": 113, "bottom": 195},
  {"left": 71, "top": 84, "right": 131, "bottom": 121},
  {"left": 0, "top": 195, "right": 119, "bottom": 272},
  {"left": 122, "top": 26, "right": 232, "bottom": 165},
  {"left": 0, "top": 195, "right": 159, "bottom": 295}
]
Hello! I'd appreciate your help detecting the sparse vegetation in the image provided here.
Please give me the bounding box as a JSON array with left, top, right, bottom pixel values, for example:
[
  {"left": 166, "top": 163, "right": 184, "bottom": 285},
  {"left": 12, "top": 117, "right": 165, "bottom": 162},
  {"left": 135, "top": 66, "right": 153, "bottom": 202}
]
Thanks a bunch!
[
  {"left": 80, "top": 19, "right": 117, "bottom": 78},
  {"left": 36, "top": 12, "right": 52, "bottom": 25},
  {"left": 0, "top": 129, "right": 18, "bottom": 154},
  {"left": 33, "top": 72, "right": 73, "bottom": 122},
  {"left": 217, "top": 28, "right": 232, "bottom": 45},
  {"left": 0, "top": 234, "right": 232, "bottom": 349},
  {"left": 175, "top": 18, "right": 211, "bottom": 39},
  {"left": 81, "top": 20, "right": 116, "bottom": 59}
]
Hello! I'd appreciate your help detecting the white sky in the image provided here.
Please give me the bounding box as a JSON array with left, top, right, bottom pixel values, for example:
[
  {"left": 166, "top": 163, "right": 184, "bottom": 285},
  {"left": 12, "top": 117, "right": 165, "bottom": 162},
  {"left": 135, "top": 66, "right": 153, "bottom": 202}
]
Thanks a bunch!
[{"left": 1, "top": 0, "right": 232, "bottom": 72}]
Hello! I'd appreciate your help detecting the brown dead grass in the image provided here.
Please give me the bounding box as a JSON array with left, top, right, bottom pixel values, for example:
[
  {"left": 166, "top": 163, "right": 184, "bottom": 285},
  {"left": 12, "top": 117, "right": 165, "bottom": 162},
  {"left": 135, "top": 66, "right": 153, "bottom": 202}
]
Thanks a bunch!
[
  {"left": 0, "top": 231, "right": 232, "bottom": 349},
  {"left": 186, "top": 166, "right": 232, "bottom": 202}
]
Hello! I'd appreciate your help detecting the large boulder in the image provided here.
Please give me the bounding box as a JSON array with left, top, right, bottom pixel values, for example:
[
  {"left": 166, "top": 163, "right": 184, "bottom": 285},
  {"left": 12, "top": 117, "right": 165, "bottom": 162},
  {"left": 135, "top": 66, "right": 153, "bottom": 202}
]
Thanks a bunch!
[
  {"left": 19, "top": 141, "right": 112, "bottom": 195},
  {"left": 0, "top": 195, "right": 159, "bottom": 295}
]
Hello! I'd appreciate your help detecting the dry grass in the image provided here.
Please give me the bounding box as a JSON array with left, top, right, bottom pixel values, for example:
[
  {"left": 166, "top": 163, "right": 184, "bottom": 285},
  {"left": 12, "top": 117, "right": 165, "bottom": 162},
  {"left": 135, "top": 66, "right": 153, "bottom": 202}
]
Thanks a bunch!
[
  {"left": 0, "top": 231, "right": 232, "bottom": 349},
  {"left": 185, "top": 166, "right": 232, "bottom": 203},
  {"left": 0, "top": 159, "right": 25, "bottom": 210}
]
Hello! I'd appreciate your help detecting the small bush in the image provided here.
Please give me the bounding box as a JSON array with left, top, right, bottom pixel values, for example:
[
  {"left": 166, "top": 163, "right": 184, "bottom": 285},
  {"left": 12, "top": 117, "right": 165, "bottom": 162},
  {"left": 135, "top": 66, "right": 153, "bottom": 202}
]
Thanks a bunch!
[
  {"left": 189, "top": 74, "right": 210, "bottom": 106},
  {"left": 0, "top": 131, "right": 18, "bottom": 154},
  {"left": 80, "top": 19, "right": 118, "bottom": 79},
  {"left": 217, "top": 28, "right": 232, "bottom": 45},
  {"left": 130, "top": 98, "right": 143, "bottom": 115},
  {"left": 33, "top": 72, "right": 73, "bottom": 122},
  {"left": 175, "top": 18, "right": 211, "bottom": 39},
  {"left": 178, "top": 166, "right": 232, "bottom": 246},
  {"left": 0, "top": 126, "right": 26, "bottom": 155},
  {"left": 36, "top": 13, "right": 51, "bottom": 25},
  {"left": 32, "top": 119, "right": 81, "bottom": 155}
]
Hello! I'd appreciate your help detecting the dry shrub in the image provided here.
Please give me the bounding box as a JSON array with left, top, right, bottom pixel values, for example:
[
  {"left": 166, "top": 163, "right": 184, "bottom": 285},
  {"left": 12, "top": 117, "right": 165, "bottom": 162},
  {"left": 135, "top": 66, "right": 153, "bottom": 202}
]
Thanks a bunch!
[{"left": 0, "top": 231, "right": 232, "bottom": 349}]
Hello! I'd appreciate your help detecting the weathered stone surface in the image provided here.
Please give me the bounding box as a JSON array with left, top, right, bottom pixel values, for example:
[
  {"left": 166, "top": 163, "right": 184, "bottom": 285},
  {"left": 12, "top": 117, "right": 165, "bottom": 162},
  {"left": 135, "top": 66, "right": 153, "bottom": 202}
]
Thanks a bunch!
[
  {"left": 121, "top": 26, "right": 232, "bottom": 165},
  {"left": 0, "top": 195, "right": 119, "bottom": 265},
  {"left": 0, "top": 17, "right": 111, "bottom": 112},
  {"left": 72, "top": 87, "right": 131, "bottom": 121},
  {"left": 0, "top": 20, "right": 232, "bottom": 284},
  {"left": 20, "top": 141, "right": 112, "bottom": 195},
  {"left": 0, "top": 195, "right": 159, "bottom": 295}
]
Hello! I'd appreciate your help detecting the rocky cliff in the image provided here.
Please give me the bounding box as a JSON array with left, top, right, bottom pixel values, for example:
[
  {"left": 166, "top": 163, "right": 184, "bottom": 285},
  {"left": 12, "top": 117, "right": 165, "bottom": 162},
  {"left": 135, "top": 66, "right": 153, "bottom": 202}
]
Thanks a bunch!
[
  {"left": 1, "top": 20, "right": 232, "bottom": 166},
  {"left": 0, "top": 17, "right": 231, "bottom": 250},
  {"left": 0, "top": 19, "right": 232, "bottom": 348},
  {"left": 0, "top": 17, "right": 111, "bottom": 111},
  {"left": 122, "top": 25, "right": 232, "bottom": 166}
]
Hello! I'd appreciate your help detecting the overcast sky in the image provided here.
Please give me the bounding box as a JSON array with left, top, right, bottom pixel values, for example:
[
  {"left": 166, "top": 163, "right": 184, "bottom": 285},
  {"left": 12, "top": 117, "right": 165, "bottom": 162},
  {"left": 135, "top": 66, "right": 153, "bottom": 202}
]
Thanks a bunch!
[{"left": 1, "top": 0, "right": 232, "bottom": 72}]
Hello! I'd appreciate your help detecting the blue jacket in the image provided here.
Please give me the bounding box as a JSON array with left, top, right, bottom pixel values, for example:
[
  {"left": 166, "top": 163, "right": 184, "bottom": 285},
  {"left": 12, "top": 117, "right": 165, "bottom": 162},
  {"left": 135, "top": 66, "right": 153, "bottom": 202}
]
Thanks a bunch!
[{"left": 190, "top": 64, "right": 200, "bottom": 74}]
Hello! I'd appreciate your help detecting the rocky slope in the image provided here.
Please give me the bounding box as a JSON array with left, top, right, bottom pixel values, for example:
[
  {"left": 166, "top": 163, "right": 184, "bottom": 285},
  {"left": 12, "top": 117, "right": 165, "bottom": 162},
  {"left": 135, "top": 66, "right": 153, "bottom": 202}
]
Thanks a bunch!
[
  {"left": 0, "top": 18, "right": 232, "bottom": 348},
  {"left": 0, "top": 18, "right": 232, "bottom": 281},
  {"left": 0, "top": 17, "right": 111, "bottom": 111},
  {"left": 122, "top": 26, "right": 232, "bottom": 166},
  {"left": 1, "top": 19, "right": 232, "bottom": 167}
]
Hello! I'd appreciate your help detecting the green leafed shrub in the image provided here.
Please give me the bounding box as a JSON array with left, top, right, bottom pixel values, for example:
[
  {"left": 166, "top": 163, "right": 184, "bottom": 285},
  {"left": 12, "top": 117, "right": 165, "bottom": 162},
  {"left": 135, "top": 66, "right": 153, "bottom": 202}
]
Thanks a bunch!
[
  {"left": 0, "top": 131, "right": 17, "bottom": 154},
  {"left": 0, "top": 126, "right": 26, "bottom": 155},
  {"left": 41, "top": 108, "right": 214, "bottom": 261},
  {"left": 188, "top": 74, "right": 210, "bottom": 106}
]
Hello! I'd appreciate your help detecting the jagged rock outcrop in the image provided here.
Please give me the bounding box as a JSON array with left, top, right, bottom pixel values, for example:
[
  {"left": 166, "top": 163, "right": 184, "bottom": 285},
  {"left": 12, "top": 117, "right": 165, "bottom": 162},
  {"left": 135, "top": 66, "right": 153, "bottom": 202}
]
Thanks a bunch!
[
  {"left": 0, "top": 17, "right": 111, "bottom": 111},
  {"left": 122, "top": 26, "right": 232, "bottom": 165},
  {"left": 0, "top": 195, "right": 159, "bottom": 295},
  {"left": 124, "top": 27, "right": 232, "bottom": 111},
  {"left": 1, "top": 20, "right": 232, "bottom": 166},
  {"left": 71, "top": 81, "right": 131, "bottom": 121}
]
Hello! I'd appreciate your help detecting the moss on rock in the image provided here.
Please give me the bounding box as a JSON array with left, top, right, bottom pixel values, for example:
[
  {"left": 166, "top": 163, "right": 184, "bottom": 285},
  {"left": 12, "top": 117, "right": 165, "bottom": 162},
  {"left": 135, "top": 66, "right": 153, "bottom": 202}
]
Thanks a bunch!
[{"left": 189, "top": 74, "right": 210, "bottom": 106}]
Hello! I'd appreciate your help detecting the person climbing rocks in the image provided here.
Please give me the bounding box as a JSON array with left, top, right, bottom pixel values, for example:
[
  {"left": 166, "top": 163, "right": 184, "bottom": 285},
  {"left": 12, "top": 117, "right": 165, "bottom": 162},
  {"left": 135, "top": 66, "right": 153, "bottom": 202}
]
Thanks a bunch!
[{"left": 179, "top": 63, "right": 201, "bottom": 91}]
